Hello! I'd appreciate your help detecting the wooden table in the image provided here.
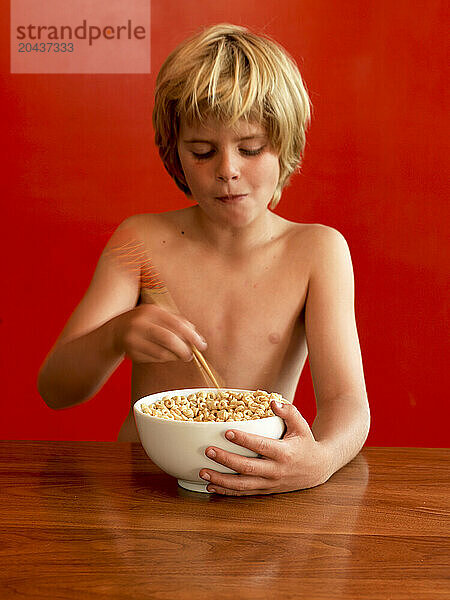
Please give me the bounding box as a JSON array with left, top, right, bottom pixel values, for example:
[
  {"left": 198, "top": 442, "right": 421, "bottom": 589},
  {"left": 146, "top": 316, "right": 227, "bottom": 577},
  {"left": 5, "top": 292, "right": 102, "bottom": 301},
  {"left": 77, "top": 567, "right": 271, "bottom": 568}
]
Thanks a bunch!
[{"left": 0, "top": 442, "right": 448, "bottom": 599}]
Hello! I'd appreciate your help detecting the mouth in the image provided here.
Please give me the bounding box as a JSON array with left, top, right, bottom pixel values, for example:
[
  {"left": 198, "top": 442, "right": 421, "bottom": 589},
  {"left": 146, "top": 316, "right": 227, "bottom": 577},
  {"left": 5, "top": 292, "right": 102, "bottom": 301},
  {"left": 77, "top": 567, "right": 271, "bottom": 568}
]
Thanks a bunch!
[{"left": 215, "top": 194, "right": 248, "bottom": 202}]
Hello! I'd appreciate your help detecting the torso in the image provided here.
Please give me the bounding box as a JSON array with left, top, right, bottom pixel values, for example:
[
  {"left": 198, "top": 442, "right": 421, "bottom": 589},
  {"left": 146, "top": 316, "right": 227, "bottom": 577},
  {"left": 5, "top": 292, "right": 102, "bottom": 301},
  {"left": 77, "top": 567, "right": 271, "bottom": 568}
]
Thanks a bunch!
[{"left": 118, "top": 207, "right": 314, "bottom": 441}]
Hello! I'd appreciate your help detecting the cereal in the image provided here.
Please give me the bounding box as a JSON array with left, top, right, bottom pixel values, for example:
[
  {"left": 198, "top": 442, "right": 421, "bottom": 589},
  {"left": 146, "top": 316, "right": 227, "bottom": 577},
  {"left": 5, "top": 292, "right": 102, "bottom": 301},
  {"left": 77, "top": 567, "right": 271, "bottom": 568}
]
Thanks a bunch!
[{"left": 141, "top": 390, "right": 289, "bottom": 422}]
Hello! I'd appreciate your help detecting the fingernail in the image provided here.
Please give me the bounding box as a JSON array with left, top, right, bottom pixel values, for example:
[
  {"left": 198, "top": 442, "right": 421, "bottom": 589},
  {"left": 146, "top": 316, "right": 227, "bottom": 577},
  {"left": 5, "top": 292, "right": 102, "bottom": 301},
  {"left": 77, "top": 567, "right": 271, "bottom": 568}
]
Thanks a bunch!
[
  {"left": 206, "top": 448, "right": 216, "bottom": 459},
  {"left": 196, "top": 333, "right": 207, "bottom": 348},
  {"left": 208, "top": 487, "right": 217, "bottom": 493},
  {"left": 201, "top": 472, "right": 210, "bottom": 480},
  {"left": 273, "top": 400, "right": 283, "bottom": 409},
  {"left": 225, "top": 431, "right": 235, "bottom": 440}
]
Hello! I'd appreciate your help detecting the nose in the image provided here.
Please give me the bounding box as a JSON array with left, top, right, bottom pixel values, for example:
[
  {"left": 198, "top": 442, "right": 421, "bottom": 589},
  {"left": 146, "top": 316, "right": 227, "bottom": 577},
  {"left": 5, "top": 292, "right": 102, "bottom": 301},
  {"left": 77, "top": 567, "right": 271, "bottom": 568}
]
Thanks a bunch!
[{"left": 215, "top": 150, "right": 240, "bottom": 182}]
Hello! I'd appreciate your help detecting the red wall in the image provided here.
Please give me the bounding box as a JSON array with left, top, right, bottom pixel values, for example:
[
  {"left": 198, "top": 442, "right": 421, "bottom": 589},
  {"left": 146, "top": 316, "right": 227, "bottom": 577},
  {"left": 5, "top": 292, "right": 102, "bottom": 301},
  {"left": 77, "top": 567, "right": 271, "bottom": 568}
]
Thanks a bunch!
[{"left": 1, "top": 1, "right": 448, "bottom": 445}]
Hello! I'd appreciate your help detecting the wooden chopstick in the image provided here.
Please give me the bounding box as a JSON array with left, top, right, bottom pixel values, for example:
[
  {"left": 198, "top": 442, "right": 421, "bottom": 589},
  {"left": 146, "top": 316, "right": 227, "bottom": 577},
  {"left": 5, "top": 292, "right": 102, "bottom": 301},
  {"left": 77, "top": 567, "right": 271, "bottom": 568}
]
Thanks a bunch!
[
  {"left": 192, "top": 352, "right": 216, "bottom": 388},
  {"left": 192, "top": 346, "right": 222, "bottom": 389}
]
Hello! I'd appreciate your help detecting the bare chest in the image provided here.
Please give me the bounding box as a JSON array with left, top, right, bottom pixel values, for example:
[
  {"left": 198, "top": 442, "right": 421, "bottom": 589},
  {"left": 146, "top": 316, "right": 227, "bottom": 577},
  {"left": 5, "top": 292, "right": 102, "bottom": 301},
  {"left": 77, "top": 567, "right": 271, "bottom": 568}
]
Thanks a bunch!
[{"left": 149, "top": 243, "right": 309, "bottom": 383}]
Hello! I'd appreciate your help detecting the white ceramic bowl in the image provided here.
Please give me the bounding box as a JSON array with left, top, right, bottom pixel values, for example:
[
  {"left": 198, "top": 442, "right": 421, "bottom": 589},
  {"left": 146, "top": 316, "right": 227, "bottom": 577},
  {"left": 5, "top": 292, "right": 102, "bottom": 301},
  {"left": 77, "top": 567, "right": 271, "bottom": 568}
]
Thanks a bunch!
[{"left": 134, "top": 388, "right": 286, "bottom": 493}]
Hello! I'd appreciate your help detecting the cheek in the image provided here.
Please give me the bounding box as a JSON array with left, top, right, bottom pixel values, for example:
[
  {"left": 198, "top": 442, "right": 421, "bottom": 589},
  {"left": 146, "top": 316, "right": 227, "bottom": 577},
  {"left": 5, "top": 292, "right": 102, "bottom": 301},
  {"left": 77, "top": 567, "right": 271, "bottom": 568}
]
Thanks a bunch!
[
  {"left": 183, "top": 164, "right": 205, "bottom": 189},
  {"left": 252, "top": 157, "right": 280, "bottom": 188},
  {"left": 178, "top": 155, "right": 200, "bottom": 185}
]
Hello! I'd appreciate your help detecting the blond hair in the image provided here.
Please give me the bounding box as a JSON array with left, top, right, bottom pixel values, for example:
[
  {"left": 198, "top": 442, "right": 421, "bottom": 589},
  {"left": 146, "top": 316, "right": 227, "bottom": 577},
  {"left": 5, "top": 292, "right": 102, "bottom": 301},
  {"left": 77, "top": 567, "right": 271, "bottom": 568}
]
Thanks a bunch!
[{"left": 153, "top": 23, "right": 311, "bottom": 208}]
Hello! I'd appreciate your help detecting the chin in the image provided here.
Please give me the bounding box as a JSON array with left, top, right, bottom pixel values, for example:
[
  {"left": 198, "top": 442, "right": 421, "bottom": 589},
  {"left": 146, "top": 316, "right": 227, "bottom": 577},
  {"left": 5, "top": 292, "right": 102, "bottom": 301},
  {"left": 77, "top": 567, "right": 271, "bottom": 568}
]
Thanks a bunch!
[{"left": 217, "top": 208, "right": 259, "bottom": 228}]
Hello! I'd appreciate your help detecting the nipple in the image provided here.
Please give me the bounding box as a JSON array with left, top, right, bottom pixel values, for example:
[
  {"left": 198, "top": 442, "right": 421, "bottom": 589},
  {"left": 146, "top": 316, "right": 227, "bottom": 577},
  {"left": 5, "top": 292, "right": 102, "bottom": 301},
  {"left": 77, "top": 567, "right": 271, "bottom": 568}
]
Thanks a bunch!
[{"left": 268, "top": 332, "right": 281, "bottom": 344}]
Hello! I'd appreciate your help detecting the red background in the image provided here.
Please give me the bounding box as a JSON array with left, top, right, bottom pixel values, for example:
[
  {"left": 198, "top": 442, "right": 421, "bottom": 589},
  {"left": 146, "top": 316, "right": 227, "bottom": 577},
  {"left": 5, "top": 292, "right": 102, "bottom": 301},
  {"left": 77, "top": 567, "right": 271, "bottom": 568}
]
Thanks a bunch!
[{"left": 1, "top": 1, "right": 448, "bottom": 445}]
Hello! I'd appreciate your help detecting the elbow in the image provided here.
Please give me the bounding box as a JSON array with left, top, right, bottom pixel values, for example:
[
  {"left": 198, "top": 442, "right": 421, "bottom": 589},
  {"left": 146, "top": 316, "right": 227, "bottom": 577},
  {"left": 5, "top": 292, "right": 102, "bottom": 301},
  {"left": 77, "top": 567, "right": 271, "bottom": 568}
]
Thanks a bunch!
[
  {"left": 37, "top": 364, "right": 61, "bottom": 410},
  {"left": 365, "top": 392, "right": 371, "bottom": 427},
  {"left": 360, "top": 395, "right": 371, "bottom": 446},
  {"left": 37, "top": 363, "right": 85, "bottom": 410}
]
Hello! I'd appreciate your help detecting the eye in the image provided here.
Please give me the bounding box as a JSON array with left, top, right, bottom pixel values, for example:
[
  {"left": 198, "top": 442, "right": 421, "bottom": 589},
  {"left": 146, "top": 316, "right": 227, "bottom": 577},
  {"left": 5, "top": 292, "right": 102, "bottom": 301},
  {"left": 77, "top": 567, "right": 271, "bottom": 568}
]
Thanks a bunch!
[
  {"left": 192, "top": 151, "right": 214, "bottom": 160},
  {"left": 191, "top": 146, "right": 266, "bottom": 160},
  {"left": 240, "top": 146, "right": 265, "bottom": 156}
]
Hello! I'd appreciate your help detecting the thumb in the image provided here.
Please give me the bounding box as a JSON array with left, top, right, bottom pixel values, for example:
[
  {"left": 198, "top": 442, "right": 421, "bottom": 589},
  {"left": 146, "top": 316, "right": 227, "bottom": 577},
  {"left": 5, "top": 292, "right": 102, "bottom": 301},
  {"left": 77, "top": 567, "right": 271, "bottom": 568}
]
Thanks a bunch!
[{"left": 271, "top": 400, "right": 312, "bottom": 439}]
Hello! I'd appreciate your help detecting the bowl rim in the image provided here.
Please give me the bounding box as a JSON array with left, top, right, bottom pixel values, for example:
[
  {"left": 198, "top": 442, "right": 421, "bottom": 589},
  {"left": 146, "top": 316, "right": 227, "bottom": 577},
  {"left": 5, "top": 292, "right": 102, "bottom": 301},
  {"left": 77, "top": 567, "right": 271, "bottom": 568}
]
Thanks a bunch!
[{"left": 133, "top": 388, "right": 285, "bottom": 426}]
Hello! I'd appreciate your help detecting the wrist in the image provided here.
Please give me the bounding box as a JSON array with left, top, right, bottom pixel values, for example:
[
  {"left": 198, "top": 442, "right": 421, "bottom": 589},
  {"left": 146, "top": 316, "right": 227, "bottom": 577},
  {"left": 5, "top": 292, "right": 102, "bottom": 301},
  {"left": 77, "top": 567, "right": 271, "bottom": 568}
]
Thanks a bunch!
[{"left": 315, "top": 440, "right": 335, "bottom": 484}]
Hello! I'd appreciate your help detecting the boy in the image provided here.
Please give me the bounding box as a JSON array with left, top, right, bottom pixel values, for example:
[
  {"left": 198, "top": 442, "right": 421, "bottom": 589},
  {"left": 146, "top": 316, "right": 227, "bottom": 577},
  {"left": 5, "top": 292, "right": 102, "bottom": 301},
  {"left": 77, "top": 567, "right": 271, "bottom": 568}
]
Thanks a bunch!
[{"left": 38, "top": 24, "right": 369, "bottom": 496}]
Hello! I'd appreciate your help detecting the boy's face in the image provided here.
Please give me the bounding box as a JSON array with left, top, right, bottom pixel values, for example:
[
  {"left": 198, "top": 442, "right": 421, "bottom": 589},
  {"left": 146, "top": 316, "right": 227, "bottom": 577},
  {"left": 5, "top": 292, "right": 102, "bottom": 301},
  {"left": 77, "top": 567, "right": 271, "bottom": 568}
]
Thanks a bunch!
[{"left": 177, "top": 116, "right": 280, "bottom": 228}]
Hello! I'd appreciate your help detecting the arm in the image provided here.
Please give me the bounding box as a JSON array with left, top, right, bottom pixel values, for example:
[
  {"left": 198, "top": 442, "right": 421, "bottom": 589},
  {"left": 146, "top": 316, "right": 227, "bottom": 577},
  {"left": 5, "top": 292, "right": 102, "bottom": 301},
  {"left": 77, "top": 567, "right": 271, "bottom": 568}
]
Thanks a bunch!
[
  {"left": 37, "top": 218, "right": 139, "bottom": 409},
  {"left": 38, "top": 217, "right": 206, "bottom": 410},
  {"left": 37, "top": 315, "right": 126, "bottom": 410},
  {"left": 197, "top": 226, "right": 369, "bottom": 495},
  {"left": 305, "top": 226, "right": 370, "bottom": 474}
]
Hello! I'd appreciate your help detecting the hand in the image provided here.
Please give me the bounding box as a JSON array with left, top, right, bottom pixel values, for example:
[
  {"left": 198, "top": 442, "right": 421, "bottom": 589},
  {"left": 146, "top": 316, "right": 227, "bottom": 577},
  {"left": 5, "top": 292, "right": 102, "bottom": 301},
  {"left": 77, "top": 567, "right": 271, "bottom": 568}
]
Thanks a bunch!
[
  {"left": 112, "top": 304, "right": 207, "bottom": 363},
  {"left": 199, "top": 401, "right": 332, "bottom": 496}
]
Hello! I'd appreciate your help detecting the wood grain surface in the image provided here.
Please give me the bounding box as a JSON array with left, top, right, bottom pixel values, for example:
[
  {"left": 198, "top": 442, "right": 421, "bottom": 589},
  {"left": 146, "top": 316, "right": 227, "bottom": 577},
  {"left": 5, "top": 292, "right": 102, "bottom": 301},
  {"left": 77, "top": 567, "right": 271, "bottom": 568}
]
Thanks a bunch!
[{"left": 0, "top": 442, "right": 448, "bottom": 599}]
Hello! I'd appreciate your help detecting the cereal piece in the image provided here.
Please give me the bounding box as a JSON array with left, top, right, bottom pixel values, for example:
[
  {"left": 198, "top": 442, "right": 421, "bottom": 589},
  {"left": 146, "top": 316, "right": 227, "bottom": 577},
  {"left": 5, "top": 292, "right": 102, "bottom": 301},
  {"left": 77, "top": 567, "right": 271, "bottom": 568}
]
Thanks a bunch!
[{"left": 142, "top": 390, "right": 288, "bottom": 422}]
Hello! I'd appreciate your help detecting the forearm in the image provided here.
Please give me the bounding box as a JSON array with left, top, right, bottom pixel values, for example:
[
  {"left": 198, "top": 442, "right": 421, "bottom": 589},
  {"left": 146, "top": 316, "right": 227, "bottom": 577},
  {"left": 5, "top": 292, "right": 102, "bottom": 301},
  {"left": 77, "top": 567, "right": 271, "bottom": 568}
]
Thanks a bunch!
[
  {"left": 312, "top": 393, "right": 370, "bottom": 478},
  {"left": 37, "top": 317, "right": 124, "bottom": 410}
]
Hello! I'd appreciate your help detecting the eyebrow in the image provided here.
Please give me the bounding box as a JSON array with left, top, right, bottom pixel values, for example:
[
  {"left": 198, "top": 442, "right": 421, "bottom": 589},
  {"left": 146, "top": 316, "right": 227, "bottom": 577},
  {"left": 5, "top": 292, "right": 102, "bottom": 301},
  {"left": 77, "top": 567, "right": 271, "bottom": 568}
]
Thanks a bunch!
[{"left": 183, "top": 135, "right": 267, "bottom": 143}]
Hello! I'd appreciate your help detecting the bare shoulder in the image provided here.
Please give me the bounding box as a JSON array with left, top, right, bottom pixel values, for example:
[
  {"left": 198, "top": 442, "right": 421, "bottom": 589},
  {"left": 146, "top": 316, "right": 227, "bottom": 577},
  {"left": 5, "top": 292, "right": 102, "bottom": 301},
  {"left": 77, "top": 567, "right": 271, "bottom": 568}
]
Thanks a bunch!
[
  {"left": 284, "top": 223, "right": 353, "bottom": 290},
  {"left": 113, "top": 208, "right": 191, "bottom": 244},
  {"left": 289, "top": 222, "right": 351, "bottom": 270},
  {"left": 309, "top": 223, "right": 350, "bottom": 258},
  {"left": 100, "top": 213, "right": 171, "bottom": 259},
  {"left": 113, "top": 212, "right": 162, "bottom": 239},
  {"left": 289, "top": 222, "right": 348, "bottom": 248}
]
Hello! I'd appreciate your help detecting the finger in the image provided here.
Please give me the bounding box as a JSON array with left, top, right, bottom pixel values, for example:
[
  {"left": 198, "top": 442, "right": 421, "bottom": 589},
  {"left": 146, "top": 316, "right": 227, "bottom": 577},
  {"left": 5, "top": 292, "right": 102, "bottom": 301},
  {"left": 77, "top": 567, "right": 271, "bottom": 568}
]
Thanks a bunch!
[
  {"left": 150, "top": 307, "right": 208, "bottom": 350},
  {"left": 221, "top": 429, "right": 284, "bottom": 461},
  {"left": 202, "top": 444, "right": 276, "bottom": 477},
  {"left": 199, "top": 468, "right": 271, "bottom": 492},
  {"left": 205, "top": 483, "right": 275, "bottom": 496},
  {"left": 271, "top": 400, "right": 312, "bottom": 438},
  {"left": 143, "top": 323, "right": 195, "bottom": 361},
  {"left": 128, "top": 338, "right": 181, "bottom": 363}
]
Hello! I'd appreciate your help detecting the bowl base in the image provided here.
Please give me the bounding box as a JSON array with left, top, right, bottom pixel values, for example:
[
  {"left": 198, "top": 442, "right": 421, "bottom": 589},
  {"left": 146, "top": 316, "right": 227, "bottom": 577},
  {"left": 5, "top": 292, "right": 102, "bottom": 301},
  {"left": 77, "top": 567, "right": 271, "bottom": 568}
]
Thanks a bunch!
[{"left": 178, "top": 479, "right": 211, "bottom": 493}]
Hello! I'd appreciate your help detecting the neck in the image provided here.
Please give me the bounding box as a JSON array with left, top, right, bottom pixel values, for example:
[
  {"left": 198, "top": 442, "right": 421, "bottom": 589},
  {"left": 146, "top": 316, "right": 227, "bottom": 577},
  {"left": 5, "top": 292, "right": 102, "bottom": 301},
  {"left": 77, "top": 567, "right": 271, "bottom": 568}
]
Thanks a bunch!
[{"left": 190, "top": 205, "right": 279, "bottom": 256}]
